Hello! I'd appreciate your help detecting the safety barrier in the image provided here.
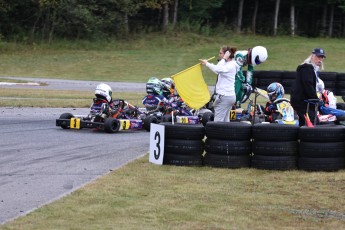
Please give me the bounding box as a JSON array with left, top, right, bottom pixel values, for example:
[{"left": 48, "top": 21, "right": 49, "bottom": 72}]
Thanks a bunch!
[
  {"left": 246, "top": 71, "right": 345, "bottom": 96},
  {"left": 160, "top": 122, "right": 345, "bottom": 171}
]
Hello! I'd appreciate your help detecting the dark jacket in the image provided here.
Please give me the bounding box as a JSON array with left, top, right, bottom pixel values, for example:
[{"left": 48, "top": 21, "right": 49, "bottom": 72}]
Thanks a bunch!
[{"left": 290, "top": 63, "right": 319, "bottom": 111}]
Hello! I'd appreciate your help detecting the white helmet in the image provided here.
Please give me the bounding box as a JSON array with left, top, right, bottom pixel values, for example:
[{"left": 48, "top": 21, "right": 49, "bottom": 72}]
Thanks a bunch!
[
  {"left": 95, "top": 83, "right": 112, "bottom": 103},
  {"left": 316, "top": 78, "right": 325, "bottom": 93},
  {"left": 250, "top": 46, "right": 268, "bottom": 66}
]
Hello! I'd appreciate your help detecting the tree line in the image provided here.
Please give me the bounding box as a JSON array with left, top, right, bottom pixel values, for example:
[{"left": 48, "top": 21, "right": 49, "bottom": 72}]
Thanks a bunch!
[{"left": 0, "top": 0, "right": 345, "bottom": 43}]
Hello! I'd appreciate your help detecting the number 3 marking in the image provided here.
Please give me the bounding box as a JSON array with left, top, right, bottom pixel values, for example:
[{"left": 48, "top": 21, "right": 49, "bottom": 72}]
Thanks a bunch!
[{"left": 154, "top": 131, "right": 161, "bottom": 160}]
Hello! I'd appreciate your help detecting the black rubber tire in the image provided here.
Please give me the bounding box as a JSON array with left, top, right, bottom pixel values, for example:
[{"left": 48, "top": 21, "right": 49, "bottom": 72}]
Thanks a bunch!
[
  {"left": 162, "top": 114, "right": 176, "bottom": 122},
  {"left": 163, "top": 153, "right": 203, "bottom": 166},
  {"left": 252, "top": 123, "right": 299, "bottom": 141},
  {"left": 299, "top": 126, "right": 345, "bottom": 142},
  {"left": 164, "top": 139, "right": 205, "bottom": 155},
  {"left": 298, "top": 157, "right": 345, "bottom": 171},
  {"left": 104, "top": 118, "right": 120, "bottom": 133},
  {"left": 161, "top": 123, "right": 205, "bottom": 140},
  {"left": 205, "top": 122, "right": 252, "bottom": 140},
  {"left": 336, "top": 102, "right": 345, "bottom": 110},
  {"left": 299, "top": 141, "right": 345, "bottom": 158},
  {"left": 204, "top": 138, "right": 252, "bottom": 156},
  {"left": 251, "top": 155, "right": 298, "bottom": 170},
  {"left": 144, "top": 115, "right": 159, "bottom": 131},
  {"left": 252, "top": 140, "right": 298, "bottom": 156},
  {"left": 201, "top": 112, "right": 214, "bottom": 127},
  {"left": 319, "top": 72, "right": 337, "bottom": 81},
  {"left": 203, "top": 153, "right": 250, "bottom": 168},
  {"left": 59, "top": 113, "right": 74, "bottom": 129}
]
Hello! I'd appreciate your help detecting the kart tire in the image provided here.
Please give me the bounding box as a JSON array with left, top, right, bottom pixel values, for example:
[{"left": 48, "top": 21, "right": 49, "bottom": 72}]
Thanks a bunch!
[
  {"left": 298, "top": 157, "right": 345, "bottom": 171},
  {"left": 59, "top": 113, "right": 74, "bottom": 129},
  {"left": 251, "top": 155, "right": 297, "bottom": 170},
  {"left": 299, "top": 141, "right": 345, "bottom": 158},
  {"left": 201, "top": 112, "right": 214, "bottom": 127},
  {"left": 299, "top": 125, "right": 345, "bottom": 142},
  {"left": 252, "top": 140, "right": 298, "bottom": 156},
  {"left": 203, "top": 153, "right": 250, "bottom": 168},
  {"left": 336, "top": 103, "right": 345, "bottom": 110},
  {"left": 252, "top": 123, "right": 299, "bottom": 141},
  {"left": 204, "top": 138, "right": 251, "bottom": 156},
  {"left": 163, "top": 152, "right": 203, "bottom": 166},
  {"left": 161, "top": 123, "right": 205, "bottom": 140},
  {"left": 104, "top": 118, "right": 120, "bottom": 133},
  {"left": 144, "top": 115, "right": 159, "bottom": 131},
  {"left": 164, "top": 139, "right": 204, "bottom": 155},
  {"left": 205, "top": 122, "right": 252, "bottom": 140}
]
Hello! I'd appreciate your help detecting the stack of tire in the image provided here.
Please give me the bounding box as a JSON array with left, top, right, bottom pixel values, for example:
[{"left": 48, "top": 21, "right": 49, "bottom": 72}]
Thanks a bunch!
[
  {"left": 203, "top": 122, "right": 252, "bottom": 168},
  {"left": 336, "top": 73, "right": 345, "bottom": 97},
  {"left": 298, "top": 125, "right": 345, "bottom": 171},
  {"left": 161, "top": 123, "right": 205, "bottom": 166},
  {"left": 251, "top": 123, "right": 300, "bottom": 170}
]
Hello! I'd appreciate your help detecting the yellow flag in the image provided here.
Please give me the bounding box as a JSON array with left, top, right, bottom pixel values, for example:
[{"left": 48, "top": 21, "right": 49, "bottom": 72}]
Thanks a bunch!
[{"left": 172, "top": 62, "right": 211, "bottom": 109}]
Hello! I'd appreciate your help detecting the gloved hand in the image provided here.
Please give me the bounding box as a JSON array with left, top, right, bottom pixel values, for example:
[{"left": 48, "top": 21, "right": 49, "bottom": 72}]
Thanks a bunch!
[{"left": 267, "top": 104, "right": 277, "bottom": 113}]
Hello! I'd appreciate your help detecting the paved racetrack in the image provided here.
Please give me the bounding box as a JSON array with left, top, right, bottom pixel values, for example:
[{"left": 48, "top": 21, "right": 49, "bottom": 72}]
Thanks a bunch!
[{"left": 0, "top": 107, "right": 149, "bottom": 225}]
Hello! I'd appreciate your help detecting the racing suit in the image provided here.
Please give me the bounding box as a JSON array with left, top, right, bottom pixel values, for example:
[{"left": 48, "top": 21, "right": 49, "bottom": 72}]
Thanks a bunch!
[
  {"left": 234, "top": 50, "right": 254, "bottom": 108},
  {"left": 142, "top": 94, "right": 170, "bottom": 113}
]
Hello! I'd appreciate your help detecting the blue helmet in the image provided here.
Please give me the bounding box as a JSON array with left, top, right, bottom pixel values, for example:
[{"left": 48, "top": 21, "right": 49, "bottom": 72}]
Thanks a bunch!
[{"left": 267, "top": 82, "right": 284, "bottom": 102}]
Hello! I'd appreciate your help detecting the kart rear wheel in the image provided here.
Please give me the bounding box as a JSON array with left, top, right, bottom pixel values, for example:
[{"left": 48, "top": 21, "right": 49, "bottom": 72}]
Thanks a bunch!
[
  {"left": 59, "top": 113, "right": 74, "bottom": 129},
  {"left": 201, "top": 112, "right": 214, "bottom": 126},
  {"left": 144, "top": 115, "right": 159, "bottom": 131},
  {"left": 104, "top": 118, "right": 120, "bottom": 133}
]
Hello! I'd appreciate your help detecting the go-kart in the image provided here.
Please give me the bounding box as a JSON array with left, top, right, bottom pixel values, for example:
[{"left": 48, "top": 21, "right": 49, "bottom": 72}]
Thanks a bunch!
[
  {"left": 237, "top": 87, "right": 299, "bottom": 125},
  {"left": 142, "top": 99, "right": 214, "bottom": 130},
  {"left": 56, "top": 99, "right": 144, "bottom": 133}
]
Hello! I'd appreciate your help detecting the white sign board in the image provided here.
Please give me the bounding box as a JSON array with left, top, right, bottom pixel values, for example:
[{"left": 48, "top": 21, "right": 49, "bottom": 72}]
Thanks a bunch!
[{"left": 149, "top": 123, "right": 165, "bottom": 165}]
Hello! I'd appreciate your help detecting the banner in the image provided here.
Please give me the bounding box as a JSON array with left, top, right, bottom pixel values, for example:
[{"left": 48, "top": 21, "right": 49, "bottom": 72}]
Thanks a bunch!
[{"left": 172, "top": 61, "right": 212, "bottom": 109}]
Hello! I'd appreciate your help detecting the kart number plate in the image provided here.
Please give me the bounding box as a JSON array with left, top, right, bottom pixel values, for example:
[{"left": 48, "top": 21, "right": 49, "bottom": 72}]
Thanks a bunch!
[
  {"left": 119, "top": 119, "right": 131, "bottom": 130},
  {"left": 70, "top": 118, "right": 81, "bottom": 129},
  {"left": 230, "top": 110, "right": 236, "bottom": 120},
  {"left": 180, "top": 117, "right": 189, "bottom": 123}
]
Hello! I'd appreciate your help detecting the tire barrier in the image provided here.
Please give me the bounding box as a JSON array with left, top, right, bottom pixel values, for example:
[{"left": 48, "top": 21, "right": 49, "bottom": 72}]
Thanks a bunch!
[
  {"left": 156, "top": 122, "right": 345, "bottom": 171},
  {"left": 160, "top": 122, "right": 205, "bottom": 166},
  {"left": 251, "top": 123, "right": 299, "bottom": 170},
  {"left": 252, "top": 71, "right": 345, "bottom": 96},
  {"left": 203, "top": 122, "right": 251, "bottom": 168},
  {"left": 298, "top": 125, "right": 345, "bottom": 171}
]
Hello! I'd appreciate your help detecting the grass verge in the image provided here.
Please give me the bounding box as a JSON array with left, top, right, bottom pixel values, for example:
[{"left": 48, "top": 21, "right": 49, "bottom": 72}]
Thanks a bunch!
[{"left": 1, "top": 155, "right": 345, "bottom": 229}]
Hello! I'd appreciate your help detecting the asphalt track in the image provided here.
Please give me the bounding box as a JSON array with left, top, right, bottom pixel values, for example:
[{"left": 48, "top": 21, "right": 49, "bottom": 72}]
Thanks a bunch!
[{"left": 0, "top": 77, "right": 152, "bottom": 225}]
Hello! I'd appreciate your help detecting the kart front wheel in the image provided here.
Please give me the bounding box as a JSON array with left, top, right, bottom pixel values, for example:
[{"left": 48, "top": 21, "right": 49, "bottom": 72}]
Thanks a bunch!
[
  {"left": 104, "top": 118, "right": 120, "bottom": 133},
  {"left": 59, "top": 113, "right": 74, "bottom": 129}
]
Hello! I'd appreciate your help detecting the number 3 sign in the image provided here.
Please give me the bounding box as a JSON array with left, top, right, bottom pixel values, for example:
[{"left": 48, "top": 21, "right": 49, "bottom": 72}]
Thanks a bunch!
[{"left": 149, "top": 123, "right": 165, "bottom": 165}]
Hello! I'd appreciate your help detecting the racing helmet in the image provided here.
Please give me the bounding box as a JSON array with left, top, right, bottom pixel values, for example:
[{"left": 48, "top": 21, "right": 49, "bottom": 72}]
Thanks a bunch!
[
  {"left": 267, "top": 82, "right": 284, "bottom": 102},
  {"left": 146, "top": 77, "right": 163, "bottom": 95},
  {"left": 241, "top": 83, "right": 253, "bottom": 103},
  {"left": 161, "top": 77, "right": 175, "bottom": 96},
  {"left": 316, "top": 78, "right": 325, "bottom": 93},
  {"left": 95, "top": 83, "right": 112, "bottom": 103},
  {"left": 250, "top": 46, "right": 268, "bottom": 66}
]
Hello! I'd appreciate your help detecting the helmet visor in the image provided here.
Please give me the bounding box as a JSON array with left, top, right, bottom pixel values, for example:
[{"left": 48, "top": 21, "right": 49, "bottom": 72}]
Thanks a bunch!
[{"left": 254, "top": 56, "right": 261, "bottom": 65}]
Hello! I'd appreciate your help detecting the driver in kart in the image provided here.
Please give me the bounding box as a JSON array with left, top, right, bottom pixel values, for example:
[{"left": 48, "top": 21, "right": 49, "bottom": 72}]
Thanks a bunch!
[
  {"left": 90, "top": 83, "right": 114, "bottom": 113},
  {"left": 264, "top": 82, "right": 285, "bottom": 122},
  {"left": 91, "top": 83, "right": 135, "bottom": 118},
  {"left": 142, "top": 77, "right": 171, "bottom": 113}
]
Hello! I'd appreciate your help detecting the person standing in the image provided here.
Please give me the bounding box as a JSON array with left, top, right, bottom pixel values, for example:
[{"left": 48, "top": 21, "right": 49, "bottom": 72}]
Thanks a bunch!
[
  {"left": 200, "top": 47, "right": 237, "bottom": 122},
  {"left": 233, "top": 46, "right": 268, "bottom": 108},
  {"left": 290, "top": 48, "right": 326, "bottom": 126}
]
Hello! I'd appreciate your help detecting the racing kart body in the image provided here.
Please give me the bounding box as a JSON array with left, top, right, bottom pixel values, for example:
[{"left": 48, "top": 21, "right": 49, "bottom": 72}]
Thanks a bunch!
[{"left": 56, "top": 99, "right": 144, "bottom": 133}]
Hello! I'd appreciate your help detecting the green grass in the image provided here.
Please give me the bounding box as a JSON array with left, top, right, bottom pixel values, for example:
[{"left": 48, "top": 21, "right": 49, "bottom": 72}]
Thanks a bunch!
[
  {"left": 2, "top": 156, "right": 345, "bottom": 230},
  {"left": 1, "top": 33, "right": 345, "bottom": 229},
  {"left": 1, "top": 33, "right": 345, "bottom": 85}
]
